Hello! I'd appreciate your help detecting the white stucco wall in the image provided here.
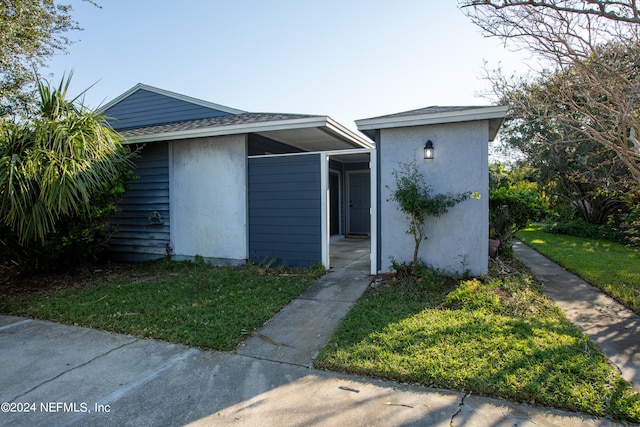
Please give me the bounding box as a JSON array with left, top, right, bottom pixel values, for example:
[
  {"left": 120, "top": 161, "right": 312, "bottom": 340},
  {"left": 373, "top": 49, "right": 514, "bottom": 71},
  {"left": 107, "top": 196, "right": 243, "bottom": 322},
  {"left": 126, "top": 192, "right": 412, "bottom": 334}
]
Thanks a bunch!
[
  {"left": 379, "top": 121, "right": 489, "bottom": 275},
  {"left": 169, "top": 135, "right": 247, "bottom": 263}
]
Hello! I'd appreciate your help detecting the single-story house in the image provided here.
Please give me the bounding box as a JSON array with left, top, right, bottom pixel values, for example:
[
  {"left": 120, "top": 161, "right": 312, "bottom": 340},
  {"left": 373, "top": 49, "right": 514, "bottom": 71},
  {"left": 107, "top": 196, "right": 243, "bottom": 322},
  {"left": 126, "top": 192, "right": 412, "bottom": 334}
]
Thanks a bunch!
[
  {"left": 103, "top": 84, "right": 506, "bottom": 276},
  {"left": 102, "top": 84, "right": 375, "bottom": 271}
]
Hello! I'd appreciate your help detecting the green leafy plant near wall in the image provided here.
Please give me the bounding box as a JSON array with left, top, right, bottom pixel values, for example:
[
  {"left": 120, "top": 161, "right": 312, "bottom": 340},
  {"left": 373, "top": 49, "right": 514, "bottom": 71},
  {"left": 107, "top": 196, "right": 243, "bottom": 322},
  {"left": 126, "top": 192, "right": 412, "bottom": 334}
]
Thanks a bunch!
[
  {"left": 389, "top": 161, "right": 478, "bottom": 268},
  {"left": 0, "top": 74, "right": 135, "bottom": 272},
  {"left": 489, "top": 187, "right": 544, "bottom": 255}
]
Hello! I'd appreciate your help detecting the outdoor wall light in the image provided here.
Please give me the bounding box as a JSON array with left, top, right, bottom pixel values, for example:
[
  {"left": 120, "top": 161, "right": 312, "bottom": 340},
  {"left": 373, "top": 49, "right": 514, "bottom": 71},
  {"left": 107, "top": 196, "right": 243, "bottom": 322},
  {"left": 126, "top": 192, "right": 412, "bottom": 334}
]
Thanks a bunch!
[{"left": 424, "top": 140, "right": 434, "bottom": 160}]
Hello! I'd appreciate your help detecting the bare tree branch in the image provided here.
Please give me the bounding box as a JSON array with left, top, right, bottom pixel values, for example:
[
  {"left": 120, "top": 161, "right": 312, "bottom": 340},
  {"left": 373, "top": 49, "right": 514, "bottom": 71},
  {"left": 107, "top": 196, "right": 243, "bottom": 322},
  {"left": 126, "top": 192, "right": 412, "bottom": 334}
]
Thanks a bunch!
[
  {"left": 460, "top": 0, "right": 640, "bottom": 182},
  {"left": 463, "top": 1, "right": 640, "bottom": 24}
]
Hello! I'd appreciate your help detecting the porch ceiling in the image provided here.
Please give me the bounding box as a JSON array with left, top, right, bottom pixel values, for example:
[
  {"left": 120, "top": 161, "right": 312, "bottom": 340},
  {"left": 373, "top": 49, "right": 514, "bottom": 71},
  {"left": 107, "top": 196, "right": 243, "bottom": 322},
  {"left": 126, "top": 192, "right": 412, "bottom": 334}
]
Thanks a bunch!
[{"left": 256, "top": 125, "right": 366, "bottom": 152}]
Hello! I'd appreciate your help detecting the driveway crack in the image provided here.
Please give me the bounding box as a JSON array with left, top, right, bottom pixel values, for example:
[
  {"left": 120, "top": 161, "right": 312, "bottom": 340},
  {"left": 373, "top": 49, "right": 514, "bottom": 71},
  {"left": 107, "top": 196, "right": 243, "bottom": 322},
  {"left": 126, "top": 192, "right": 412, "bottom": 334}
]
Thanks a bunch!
[
  {"left": 450, "top": 392, "right": 469, "bottom": 427},
  {"left": 9, "top": 338, "right": 138, "bottom": 402}
]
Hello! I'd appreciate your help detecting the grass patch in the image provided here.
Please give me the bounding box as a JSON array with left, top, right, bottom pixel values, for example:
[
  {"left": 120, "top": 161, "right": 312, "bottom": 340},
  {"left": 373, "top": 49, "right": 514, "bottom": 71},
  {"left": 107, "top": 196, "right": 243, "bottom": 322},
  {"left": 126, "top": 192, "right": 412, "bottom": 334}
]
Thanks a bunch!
[
  {"left": 517, "top": 225, "right": 640, "bottom": 314},
  {"left": 1, "top": 260, "right": 324, "bottom": 351},
  {"left": 315, "top": 260, "right": 640, "bottom": 423}
]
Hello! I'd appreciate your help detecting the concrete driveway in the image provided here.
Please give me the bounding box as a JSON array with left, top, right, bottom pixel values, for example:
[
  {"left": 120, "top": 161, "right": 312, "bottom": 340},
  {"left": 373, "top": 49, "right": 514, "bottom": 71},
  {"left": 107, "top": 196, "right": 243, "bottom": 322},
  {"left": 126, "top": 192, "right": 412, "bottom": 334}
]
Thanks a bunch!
[{"left": 0, "top": 315, "right": 622, "bottom": 427}]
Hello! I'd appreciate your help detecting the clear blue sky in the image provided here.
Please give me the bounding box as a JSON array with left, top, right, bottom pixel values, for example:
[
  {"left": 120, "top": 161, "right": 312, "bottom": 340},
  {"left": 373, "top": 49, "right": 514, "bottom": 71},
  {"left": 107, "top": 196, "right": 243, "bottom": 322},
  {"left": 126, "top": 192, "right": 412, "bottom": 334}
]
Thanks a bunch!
[{"left": 47, "top": 1, "right": 530, "bottom": 131}]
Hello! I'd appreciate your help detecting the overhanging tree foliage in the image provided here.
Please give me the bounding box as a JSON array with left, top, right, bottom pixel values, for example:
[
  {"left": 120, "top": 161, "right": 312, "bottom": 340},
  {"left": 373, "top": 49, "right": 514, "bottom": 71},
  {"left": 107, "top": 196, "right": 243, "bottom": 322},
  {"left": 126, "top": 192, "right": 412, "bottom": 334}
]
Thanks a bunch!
[
  {"left": 459, "top": 0, "right": 640, "bottom": 183},
  {"left": 0, "top": 0, "right": 88, "bottom": 119},
  {"left": 498, "top": 73, "right": 636, "bottom": 224},
  {"left": 459, "top": 1, "right": 640, "bottom": 61}
]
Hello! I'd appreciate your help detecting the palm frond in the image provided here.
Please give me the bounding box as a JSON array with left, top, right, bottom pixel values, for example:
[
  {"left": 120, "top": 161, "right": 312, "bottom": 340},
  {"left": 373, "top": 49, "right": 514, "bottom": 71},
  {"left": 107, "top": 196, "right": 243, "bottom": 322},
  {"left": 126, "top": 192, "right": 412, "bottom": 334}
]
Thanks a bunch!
[{"left": 0, "top": 75, "right": 133, "bottom": 245}]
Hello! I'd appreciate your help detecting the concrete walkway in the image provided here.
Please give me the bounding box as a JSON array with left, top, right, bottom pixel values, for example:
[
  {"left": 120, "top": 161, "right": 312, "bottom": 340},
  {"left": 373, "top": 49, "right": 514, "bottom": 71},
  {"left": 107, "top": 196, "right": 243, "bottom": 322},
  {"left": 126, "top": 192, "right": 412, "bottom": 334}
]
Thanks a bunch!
[
  {"left": 514, "top": 240, "right": 640, "bottom": 393},
  {"left": 0, "top": 238, "right": 632, "bottom": 426},
  {"left": 236, "top": 237, "right": 372, "bottom": 367}
]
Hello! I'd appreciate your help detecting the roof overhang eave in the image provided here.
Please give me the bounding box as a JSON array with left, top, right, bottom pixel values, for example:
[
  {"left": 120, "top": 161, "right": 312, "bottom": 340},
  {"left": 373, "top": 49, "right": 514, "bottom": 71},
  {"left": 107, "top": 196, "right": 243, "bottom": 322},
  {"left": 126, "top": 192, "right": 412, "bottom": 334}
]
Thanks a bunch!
[
  {"left": 122, "top": 116, "right": 374, "bottom": 148},
  {"left": 324, "top": 116, "right": 374, "bottom": 149},
  {"left": 356, "top": 106, "right": 509, "bottom": 138},
  {"left": 488, "top": 116, "right": 506, "bottom": 142}
]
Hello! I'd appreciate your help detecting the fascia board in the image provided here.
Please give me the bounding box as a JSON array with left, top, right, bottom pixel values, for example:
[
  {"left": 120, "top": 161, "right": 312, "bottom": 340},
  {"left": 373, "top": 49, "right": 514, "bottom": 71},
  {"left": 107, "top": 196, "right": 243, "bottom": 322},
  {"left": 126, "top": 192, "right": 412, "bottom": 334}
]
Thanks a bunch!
[
  {"left": 356, "top": 106, "right": 508, "bottom": 131},
  {"left": 248, "top": 147, "right": 373, "bottom": 159},
  {"left": 99, "top": 83, "right": 246, "bottom": 114},
  {"left": 123, "top": 116, "right": 335, "bottom": 144}
]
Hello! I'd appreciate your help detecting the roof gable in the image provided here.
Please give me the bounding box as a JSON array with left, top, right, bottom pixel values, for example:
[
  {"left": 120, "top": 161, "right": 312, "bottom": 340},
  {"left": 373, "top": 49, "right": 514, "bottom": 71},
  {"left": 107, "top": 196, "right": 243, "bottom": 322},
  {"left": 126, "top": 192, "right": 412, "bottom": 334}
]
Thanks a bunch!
[{"left": 101, "top": 84, "right": 245, "bottom": 131}]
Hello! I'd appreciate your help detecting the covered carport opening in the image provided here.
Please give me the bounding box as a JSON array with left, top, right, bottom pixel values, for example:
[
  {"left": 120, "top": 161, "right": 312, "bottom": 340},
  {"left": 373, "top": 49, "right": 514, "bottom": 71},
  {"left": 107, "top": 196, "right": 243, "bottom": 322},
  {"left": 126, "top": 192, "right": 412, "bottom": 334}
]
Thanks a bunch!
[{"left": 246, "top": 119, "right": 376, "bottom": 274}]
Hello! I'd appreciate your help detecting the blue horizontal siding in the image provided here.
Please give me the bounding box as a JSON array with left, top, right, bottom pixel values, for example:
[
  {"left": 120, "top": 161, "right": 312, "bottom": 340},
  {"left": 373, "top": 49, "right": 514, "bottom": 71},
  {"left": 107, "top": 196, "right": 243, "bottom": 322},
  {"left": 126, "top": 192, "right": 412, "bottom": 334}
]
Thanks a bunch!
[
  {"left": 250, "top": 192, "right": 318, "bottom": 202},
  {"left": 248, "top": 208, "right": 320, "bottom": 218},
  {"left": 105, "top": 89, "right": 232, "bottom": 130},
  {"left": 250, "top": 216, "right": 322, "bottom": 227},
  {"left": 249, "top": 154, "right": 322, "bottom": 267},
  {"left": 108, "top": 142, "right": 170, "bottom": 261}
]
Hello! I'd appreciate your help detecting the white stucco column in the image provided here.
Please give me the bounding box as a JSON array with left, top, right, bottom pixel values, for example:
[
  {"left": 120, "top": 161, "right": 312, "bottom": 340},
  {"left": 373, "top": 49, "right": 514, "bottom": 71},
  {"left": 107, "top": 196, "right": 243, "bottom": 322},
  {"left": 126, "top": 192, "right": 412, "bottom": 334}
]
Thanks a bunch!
[{"left": 169, "top": 134, "right": 248, "bottom": 264}]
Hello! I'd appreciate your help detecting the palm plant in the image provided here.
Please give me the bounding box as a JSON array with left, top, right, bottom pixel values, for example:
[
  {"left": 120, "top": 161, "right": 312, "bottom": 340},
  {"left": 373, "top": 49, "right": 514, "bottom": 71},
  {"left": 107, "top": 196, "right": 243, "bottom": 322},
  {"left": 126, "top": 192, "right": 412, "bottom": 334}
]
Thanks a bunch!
[{"left": 0, "top": 73, "right": 132, "bottom": 248}]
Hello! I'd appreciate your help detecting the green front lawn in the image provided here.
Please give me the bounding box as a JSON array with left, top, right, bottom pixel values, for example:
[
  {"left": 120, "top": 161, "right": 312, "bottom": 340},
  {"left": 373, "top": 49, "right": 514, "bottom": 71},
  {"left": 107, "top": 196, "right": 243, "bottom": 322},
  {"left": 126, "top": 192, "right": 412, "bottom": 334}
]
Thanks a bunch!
[
  {"left": 516, "top": 225, "right": 640, "bottom": 314},
  {"left": 315, "top": 261, "right": 640, "bottom": 423},
  {"left": 3, "top": 247, "right": 639, "bottom": 422},
  {"left": 1, "top": 260, "right": 324, "bottom": 351}
]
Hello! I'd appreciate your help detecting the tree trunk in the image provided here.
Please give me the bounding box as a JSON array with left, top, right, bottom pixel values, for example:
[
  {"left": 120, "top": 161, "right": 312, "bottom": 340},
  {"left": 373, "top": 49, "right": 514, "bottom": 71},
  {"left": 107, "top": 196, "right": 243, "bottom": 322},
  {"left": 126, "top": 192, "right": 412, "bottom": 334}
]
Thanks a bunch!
[{"left": 412, "top": 220, "right": 424, "bottom": 266}]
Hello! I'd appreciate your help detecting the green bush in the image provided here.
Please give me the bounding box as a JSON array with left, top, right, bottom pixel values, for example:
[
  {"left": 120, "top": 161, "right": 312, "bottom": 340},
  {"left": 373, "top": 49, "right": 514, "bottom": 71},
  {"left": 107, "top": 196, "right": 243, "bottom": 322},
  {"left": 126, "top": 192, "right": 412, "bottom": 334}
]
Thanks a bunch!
[
  {"left": 0, "top": 165, "right": 133, "bottom": 273},
  {"left": 619, "top": 206, "right": 640, "bottom": 246},
  {"left": 489, "top": 187, "right": 544, "bottom": 254}
]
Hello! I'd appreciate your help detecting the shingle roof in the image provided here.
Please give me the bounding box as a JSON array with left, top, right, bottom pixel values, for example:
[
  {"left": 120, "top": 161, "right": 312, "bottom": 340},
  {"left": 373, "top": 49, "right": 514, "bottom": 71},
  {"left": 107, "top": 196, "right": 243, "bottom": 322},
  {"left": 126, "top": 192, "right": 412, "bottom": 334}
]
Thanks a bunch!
[
  {"left": 363, "top": 106, "right": 488, "bottom": 121},
  {"left": 119, "top": 112, "right": 319, "bottom": 137}
]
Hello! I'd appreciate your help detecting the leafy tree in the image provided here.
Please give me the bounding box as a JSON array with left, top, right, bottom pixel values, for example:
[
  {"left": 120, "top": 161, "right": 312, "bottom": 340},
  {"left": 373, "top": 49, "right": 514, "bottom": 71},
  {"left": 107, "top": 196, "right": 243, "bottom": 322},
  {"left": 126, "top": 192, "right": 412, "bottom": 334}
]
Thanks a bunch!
[
  {"left": 489, "top": 162, "right": 538, "bottom": 192},
  {"left": 0, "top": 74, "right": 133, "bottom": 271},
  {"left": 459, "top": 0, "right": 640, "bottom": 183},
  {"left": 389, "top": 161, "right": 477, "bottom": 267},
  {"left": 490, "top": 186, "right": 544, "bottom": 254},
  {"left": 497, "top": 86, "right": 634, "bottom": 225},
  {"left": 0, "top": 0, "right": 85, "bottom": 119}
]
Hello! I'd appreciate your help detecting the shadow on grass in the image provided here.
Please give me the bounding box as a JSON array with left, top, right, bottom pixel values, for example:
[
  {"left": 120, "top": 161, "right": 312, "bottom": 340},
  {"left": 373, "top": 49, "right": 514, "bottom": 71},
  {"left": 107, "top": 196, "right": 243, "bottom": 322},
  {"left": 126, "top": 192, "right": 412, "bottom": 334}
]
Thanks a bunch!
[{"left": 315, "top": 279, "right": 640, "bottom": 423}]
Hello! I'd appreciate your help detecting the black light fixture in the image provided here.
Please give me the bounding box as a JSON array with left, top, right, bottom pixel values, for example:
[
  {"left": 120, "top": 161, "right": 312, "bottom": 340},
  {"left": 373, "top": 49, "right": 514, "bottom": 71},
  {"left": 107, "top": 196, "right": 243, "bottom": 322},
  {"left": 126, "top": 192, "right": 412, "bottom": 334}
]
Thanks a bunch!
[{"left": 424, "top": 139, "right": 434, "bottom": 160}]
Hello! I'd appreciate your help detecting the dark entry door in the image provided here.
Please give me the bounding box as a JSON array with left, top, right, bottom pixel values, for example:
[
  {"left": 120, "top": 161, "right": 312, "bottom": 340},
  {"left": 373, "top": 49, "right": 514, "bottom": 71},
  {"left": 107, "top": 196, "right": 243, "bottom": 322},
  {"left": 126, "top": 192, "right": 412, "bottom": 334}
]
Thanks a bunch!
[{"left": 348, "top": 172, "right": 370, "bottom": 235}]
